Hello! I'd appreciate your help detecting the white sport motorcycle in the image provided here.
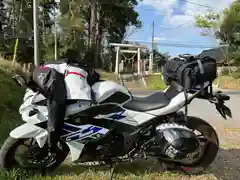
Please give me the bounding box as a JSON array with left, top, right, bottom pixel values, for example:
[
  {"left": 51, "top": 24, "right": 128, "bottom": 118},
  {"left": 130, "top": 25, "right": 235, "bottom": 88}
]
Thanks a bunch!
[{"left": 0, "top": 74, "right": 232, "bottom": 179}]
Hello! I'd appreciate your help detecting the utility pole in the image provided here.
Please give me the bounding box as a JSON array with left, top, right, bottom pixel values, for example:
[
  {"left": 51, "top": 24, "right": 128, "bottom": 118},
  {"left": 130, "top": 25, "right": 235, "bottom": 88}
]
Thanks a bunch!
[
  {"left": 152, "top": 21, "right": 155, "bottom": 52},
  {"left": 54, "top": 5, "right": 58, "bottom": 60},
  {"left": 149, "top": 21, "right": 154, "bottom": 73},
  {"left": 33, "top": 0, "right": 40, "bottom": 67}
]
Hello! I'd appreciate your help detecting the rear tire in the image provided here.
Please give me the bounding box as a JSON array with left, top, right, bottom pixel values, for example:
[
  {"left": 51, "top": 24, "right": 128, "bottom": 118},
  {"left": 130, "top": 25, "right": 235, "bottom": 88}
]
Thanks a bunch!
[
  {"left": 184, "top": 116, "right": 219, "bottom": 167},
  {"left": 160, "top": 116, "right": 219, "bottom": 175},
  {"left": 0, "top": 136, "right": 69, "bottom": 173}
]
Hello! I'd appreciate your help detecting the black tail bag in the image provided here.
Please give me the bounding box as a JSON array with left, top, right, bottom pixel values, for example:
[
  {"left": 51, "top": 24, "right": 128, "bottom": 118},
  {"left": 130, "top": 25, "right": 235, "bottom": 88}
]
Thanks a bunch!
[{"left": 163, "top": 55, "right": 217, "bottom": 89}]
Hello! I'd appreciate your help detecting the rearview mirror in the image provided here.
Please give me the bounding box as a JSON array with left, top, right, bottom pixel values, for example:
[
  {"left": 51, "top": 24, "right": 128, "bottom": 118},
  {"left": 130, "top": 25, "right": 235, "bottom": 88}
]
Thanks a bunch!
[{"left": 215, "top": 103, "right": 232, "bottom": 119}]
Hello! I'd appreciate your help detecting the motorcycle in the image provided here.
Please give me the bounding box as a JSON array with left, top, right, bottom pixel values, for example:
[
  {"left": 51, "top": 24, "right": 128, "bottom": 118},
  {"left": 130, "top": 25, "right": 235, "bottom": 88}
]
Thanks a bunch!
[{"left": 0, "top": 74, "right": 232, "bottom": 179}]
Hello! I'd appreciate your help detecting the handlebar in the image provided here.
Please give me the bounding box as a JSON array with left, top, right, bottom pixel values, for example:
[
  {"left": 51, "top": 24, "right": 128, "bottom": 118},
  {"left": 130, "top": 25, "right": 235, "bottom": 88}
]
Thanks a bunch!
[
  {"left": 12, "top": 74, "right": 38, "bottom": 92},
  {"left": 12, "top": 75, "right": 27, "bottom": 88},
  {"left": 209, "top": 91, "right": 230, "bottom": 104}
]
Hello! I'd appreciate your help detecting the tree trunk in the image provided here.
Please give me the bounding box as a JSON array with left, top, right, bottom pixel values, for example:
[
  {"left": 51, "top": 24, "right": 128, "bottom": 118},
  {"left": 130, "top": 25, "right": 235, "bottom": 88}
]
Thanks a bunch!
[
  {"left": 94, "top": 1, "right": 100, "bottom": 68},
  {"left": 87, "top": 6, "right": 91, "bottom": 48},
  {"left": 89, "top": 0, "right": 97, "bottom": 67}
]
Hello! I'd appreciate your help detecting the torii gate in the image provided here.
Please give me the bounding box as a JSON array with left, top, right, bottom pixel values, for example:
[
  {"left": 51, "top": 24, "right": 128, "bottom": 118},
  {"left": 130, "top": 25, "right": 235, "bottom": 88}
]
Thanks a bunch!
[{"left": 109, "top": 43, "right": 147, "bottom": 75}]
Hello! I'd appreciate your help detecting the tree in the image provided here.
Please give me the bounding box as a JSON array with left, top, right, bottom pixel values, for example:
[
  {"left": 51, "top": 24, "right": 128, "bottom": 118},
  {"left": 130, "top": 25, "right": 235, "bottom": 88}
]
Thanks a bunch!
[
  {"left": 195, "top": 11, "right": 221, "bottom": 36},
  {"left": 153, "top": 50, "right": 168, "bottom": 67},
  {"left": 195, "top": 1, "right": 240, "bottom": 64},
  {"left": 98, "top": 0, "right": 142, "bottom": 68},
  {"left": 58, "top": 0, "right": 86, "bottom": 58},
  {"left": 0, "top": 0, "right": 142, "bottom": 69}
]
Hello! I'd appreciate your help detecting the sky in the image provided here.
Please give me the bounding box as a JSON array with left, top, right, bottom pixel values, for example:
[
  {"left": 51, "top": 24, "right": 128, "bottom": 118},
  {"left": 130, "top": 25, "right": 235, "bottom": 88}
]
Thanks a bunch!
[{"left": 127, "top": 0, "right": 235, "bottom": 56}]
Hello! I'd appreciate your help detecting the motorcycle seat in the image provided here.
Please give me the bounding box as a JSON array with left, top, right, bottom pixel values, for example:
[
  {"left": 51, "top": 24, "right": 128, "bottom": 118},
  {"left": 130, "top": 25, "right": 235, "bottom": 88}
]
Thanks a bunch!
[{"left": 123, "top": 92, "right": 170, "bottom": 112}]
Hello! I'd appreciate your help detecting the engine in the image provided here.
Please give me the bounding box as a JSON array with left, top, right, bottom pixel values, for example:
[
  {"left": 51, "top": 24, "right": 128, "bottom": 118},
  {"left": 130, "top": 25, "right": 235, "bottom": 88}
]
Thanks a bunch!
[{"left": 147, "top": 123, "right": 200, "bottom": 160}]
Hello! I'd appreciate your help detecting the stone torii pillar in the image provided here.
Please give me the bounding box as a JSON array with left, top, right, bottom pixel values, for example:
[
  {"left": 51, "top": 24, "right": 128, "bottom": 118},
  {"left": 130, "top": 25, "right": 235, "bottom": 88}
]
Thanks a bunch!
[
  {"left": 115, "top": 46, "right": 120, "bottom": 74},
  {"left": 149, "top": 53, "right": 153, "bottom": 74},
  {"left": 137, "top": 47, "right": 141, "bottom": 75},
  {"left": 110, "top": 43, "right": 146, "bottom": 75}
]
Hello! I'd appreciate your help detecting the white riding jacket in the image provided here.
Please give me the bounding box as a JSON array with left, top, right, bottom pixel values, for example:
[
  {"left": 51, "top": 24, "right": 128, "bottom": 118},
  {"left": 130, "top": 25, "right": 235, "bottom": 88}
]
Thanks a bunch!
[
  {"left": 44, "top": 62, "right": 92, "bottom": 101},
  {"left": 19, "top": 61, "right": 92, "bottom": 118}
]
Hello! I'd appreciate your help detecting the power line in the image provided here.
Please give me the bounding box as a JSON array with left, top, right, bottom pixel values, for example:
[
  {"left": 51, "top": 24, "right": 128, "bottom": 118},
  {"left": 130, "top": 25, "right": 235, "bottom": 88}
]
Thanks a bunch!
[
  {"left": 127, "top": 39, "right": 216, "bottom": 45},
  {"left": 125, "top": 39, "right": 218, "bottom": 48},
  {"left": 135, "top": 6, "right": 211, "bottom": 17},
  {"left": 139, "top": 0, "right": 212, "bottom": 9},
  {"left": 162, "top": 19, "right": 194, "bottom": 33},
  {"left": 159, "top": 9, "right": 211, "bottom": 35},
  {"left": 179, "top": 0, "right": 211, "bottom": 8},
  {"left": 154, "top": 39, "right": 218, "bottom": 44}
]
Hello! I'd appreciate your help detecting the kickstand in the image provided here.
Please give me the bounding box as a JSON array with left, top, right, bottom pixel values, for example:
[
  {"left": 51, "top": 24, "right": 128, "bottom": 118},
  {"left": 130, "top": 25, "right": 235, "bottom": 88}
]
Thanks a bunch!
[{"left": 109, "top": 164, "right": 117, "bottom": 180}]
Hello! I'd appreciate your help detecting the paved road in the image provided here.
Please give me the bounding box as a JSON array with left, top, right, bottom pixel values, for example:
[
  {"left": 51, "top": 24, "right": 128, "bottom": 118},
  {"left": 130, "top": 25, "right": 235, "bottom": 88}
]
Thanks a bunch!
[{"left": 131, "top": 88, "right": 240, "bottom": 128}]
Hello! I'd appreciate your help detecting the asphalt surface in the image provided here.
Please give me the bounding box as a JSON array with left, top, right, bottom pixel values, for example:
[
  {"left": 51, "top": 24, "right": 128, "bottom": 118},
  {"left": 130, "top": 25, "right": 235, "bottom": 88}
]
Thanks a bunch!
[{"left": 131, "top": 88, "right": 240, "bottom": 128}]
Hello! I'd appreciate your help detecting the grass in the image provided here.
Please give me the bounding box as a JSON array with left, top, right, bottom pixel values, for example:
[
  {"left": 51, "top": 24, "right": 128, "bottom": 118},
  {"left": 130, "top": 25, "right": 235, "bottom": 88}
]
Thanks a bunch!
[
  {"left": 214, "top": 75, "right": 240, "bottom": 90},
  {"left": 144, "top": 73, "right": 240, "bottom": 91},
  {"left": 97, "top": 70, "right": 120, "bottom": 83},
  {"left": 144, "top": 74, "right": 167, "bottom": 90},
  {"left": 0, "top": 70, "right": 24, "bottom": 144},
  {"left": 0, "top": 162, "right": 217, "bottom": 180}
]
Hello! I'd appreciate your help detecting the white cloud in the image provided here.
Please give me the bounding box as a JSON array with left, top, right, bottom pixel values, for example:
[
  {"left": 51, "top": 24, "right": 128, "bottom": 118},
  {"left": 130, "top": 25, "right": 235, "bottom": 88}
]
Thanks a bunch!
[
  {"left": 139, "top": 0, "right": 235, "bottom": 29},
  {"left": 140, "top": 0, "right": 178, "bottom": 12},
  {"left": 153, "top": 37, "right": 166, "bottom": 41},
  {"left": 133, "top": 0, "right": 237, "bottom": 48}
]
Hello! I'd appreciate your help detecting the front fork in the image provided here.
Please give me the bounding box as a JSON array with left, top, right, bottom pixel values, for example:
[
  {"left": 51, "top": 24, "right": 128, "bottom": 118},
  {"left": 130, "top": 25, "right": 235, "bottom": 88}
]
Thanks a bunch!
[{"left": 9, "top": 123, "right": 85, "bottom": 162}]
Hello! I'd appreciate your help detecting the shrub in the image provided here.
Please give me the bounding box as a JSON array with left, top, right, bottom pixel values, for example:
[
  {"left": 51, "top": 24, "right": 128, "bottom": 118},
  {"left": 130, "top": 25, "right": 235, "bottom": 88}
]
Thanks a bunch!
[
  {"left": 232, "top": 72, "right": 240, "bottom": 79},
  {"left": 220, "top": 67, "right": 230, "bottom": 75}
]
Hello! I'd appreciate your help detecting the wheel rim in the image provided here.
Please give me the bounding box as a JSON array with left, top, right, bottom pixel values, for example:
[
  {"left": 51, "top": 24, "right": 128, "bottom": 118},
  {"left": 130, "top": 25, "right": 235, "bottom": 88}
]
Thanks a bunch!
[
  {"left": 179, "top": 129, "right": 208, "bottom": 165},
  {"left": 177, "top": 129, "right": 209, "bottom": 174},
  {"left": 12, "top": 139, "right": 53, "bottom": 169},
  {"left": 178, "top": 120, "right": 219, "bottom": 174}
]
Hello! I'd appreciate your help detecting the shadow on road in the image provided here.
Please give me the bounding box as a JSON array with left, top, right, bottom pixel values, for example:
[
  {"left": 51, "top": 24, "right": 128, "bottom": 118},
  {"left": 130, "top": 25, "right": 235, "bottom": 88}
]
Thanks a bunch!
[
  {"left": 222, "top": 91, "right": 240, "bottom": 95},
  {"left": 209, "top": 148, "right": 240, "bottom": 180},
  {"left": 54, "top": 148, "right": 240, "bottom": 179}
]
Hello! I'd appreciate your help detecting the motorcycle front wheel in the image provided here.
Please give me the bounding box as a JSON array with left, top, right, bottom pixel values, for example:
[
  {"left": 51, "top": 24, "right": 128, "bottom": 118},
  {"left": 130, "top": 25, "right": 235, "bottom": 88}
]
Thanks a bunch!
[{"left": 0, "top": 136, "right": 69, "bottom": 173}]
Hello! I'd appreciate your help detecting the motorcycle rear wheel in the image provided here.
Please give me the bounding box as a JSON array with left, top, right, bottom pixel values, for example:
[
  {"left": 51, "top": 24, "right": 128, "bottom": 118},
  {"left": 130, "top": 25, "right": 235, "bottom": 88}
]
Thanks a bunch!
[
  {"left": 0, "top": 136, "right": 69, "bottom": 173},
  {"left": 159, "top": 116, "right": 219, "bottom": 175}
]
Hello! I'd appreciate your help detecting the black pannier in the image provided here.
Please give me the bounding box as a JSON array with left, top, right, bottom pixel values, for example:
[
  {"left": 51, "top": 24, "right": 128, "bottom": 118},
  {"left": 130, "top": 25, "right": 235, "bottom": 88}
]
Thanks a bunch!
[{"left": 163, "top": 54, "right": 217, "bottom": 89}]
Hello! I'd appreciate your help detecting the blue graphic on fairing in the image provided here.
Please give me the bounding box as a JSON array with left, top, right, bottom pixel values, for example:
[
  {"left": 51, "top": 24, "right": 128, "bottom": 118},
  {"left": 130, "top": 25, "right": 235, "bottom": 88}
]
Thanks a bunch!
[
  {"left": 108, "top": 110, "right": 126, "bottom": 120},
  {"left": 62, "top": 123, "right": 81, "bottom": 132},
  {"left": 61, "top": 123, "right": 103, "bottom": 142},
  {"left": 82, "top": 126, "right": 102, "bottom": 134}
]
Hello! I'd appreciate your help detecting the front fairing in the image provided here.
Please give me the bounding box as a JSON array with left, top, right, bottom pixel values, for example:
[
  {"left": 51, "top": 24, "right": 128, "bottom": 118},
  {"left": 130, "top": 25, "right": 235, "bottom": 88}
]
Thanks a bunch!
[
  {"left": 92, "top": 80, "right": 131, "bottom": 104},
  {"left": 19, "top": 89, "right": 48, "bottom": 123}
]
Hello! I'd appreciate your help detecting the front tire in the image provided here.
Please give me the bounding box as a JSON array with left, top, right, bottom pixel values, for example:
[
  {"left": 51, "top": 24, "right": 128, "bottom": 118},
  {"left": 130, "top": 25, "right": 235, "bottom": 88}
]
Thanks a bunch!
[{"left": 0, "top": 136, "right": 69, "bottom": 173}]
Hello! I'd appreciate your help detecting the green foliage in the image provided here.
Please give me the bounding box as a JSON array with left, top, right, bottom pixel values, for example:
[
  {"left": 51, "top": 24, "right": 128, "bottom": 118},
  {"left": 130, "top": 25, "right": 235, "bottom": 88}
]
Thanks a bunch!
[
  {"left": 195, "top": 11, "right": 221, "bottom": 36},
  {"left": 0, "top": 0, "right": 142, "bottom": 66},
  {"left": 153, "top": 50, "right": 168, "bottom": 66},
  {"left": 0, "top": 169, "right": 28, "bottom": 180},
  {"left": 0, "top": 70, "right": 23, "bottom": 144},
  {"left": 216, "top": 1, "right": 240, "bottom": 45},
  {"left": 232, "top": 72, "right": 240, "bottom": 79},
  {"left": 195, "top": 1, "right": 240, "bottom": 65},
  {"left": 220, "top": 68, "right": 230, "bottom": 76}
]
